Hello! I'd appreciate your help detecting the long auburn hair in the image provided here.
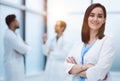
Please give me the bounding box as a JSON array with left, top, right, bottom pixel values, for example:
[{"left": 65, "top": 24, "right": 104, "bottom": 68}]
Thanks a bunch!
[{"left": 81, "top": 3, "right": 106, "bottom": 44}]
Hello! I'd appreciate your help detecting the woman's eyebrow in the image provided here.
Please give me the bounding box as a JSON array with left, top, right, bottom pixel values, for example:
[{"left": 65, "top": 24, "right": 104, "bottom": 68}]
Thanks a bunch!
[
  {"left": 90, "top": 13, "right": 94, "bottom": 14},
  {"left": 90, "top": 13, "right": 103, "bottom": 16},
  {"left": 98, "top": 13, "right": 104, "bottom": 16}
]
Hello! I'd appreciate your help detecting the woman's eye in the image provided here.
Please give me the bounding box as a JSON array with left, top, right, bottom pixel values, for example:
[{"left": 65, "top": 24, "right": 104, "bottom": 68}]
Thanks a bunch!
[
  {"left": 98, "top": 15, "right": 103, "bottom": 18},
  {"left": 89, "top": 14, "right": 94, "bottom": 17}
]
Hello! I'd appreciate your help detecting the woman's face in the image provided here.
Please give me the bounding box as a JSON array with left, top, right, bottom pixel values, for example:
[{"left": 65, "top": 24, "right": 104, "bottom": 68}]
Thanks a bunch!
[
  {"left": 55, "top": 21, "right": 62, "bottom": 33},
  {"left": 88, "top": 7, "right": 105, "bottom": 31}
]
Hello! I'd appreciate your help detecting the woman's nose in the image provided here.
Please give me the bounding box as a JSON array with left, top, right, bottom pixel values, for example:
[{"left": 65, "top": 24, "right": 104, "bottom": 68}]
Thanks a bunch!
[{"left": 94, "top": 16, "right": 98, "bottom": 21}]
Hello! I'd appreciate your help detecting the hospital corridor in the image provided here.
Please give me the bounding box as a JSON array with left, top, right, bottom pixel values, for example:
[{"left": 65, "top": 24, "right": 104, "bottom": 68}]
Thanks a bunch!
[{"left": 0, "top": 0, "right": 120, "bottom": 81}]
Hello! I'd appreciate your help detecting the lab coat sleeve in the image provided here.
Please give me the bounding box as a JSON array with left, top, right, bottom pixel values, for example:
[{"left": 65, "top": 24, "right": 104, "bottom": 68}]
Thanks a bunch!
[
  {"left": 9, "top": 34, "right": 31, "bottom": 55},
  {"left": 86, "top": 36, "right": 115, "bottom": 81},
  {"left": 51, "top": 40, "right": 73, "bottom": 60},
  {"left": 42, "top": 39, "right": 52, "bottom": 56},
  {"left": 42, "top": 44, "right": 50, "bottom": 56},
  {"left": 64, "top": 42, "right": 79, "bottom": 75}
]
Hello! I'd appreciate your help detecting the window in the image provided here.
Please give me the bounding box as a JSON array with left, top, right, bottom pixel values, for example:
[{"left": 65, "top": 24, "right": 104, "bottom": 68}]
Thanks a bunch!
[
  {"left": 0, "top": 5, "right": 23, "bottom": 77},
  {"left": 0, "top": 0, "right": 45, "bottom": 79}
]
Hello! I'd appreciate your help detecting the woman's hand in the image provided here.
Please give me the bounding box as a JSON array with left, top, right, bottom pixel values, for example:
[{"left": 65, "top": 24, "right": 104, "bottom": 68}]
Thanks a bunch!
[
  {"left": 42, "top": 33, "right": 47, "bottom": 44},
  {"left": 66, "top": 56, "right": 87, "bottom": 74},
  {"left": 84, "top": 63, "right": 94, "bottom": 69},
  {"left": 66, "top": 56, "right": 94, "bottom": 75},
  {"left": 76, "top": 65, "right": 88, "bottom": 78},
  {"left": 66, "top": 56, "right": 77, "bottom": 64},
  {"left": 77, "top": 63, "right": 94, "bottom": 78},
  {"left": 77, "top": 71, "right": 87, "bottom": 78},
  {"left": 81, "top": 65, "right": 88, "bottom": 71}
]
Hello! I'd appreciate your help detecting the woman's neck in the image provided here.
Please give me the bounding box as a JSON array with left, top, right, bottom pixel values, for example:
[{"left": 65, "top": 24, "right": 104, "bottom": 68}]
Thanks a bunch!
[
  {"left": 57, "top": 32, "right": 63, "bottom": 37},
  {"left": 87, "top": 30, "right": 98, "bottom": 45}
]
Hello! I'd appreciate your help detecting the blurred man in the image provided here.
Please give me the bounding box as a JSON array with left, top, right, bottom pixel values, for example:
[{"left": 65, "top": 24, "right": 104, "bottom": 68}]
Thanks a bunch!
[
  {"left": 4, "top": 14, "right": 31, "bottom": 81},
  {"left": 42, "top": 20, "right": 73, "bottom": 81}
]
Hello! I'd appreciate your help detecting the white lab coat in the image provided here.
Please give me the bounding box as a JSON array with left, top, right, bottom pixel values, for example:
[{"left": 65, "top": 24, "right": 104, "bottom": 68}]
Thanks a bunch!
[
  {"left": 64, "top": 35, "right": 115, "bottom": 81},
  {"left": 3, "top": 29, "right": 31, "bottom": 81},
  {"left": 42, "top": 34, "right": 73, "bottom": 81}
]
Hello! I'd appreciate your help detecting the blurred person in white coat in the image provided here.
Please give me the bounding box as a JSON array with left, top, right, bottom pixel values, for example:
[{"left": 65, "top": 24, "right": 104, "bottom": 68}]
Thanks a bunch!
[
  {"left": 42, "top": 20, "right": 73, "bottom": 81},
  {"left": 64, "top": 3, "right": 115, "bottom": 81},
  {"left": 4, "top": 14, "right": 31, "bottom": 81}
]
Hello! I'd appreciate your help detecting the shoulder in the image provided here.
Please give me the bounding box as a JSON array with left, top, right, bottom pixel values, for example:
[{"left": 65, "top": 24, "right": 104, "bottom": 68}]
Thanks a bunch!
[
  {"left": 98, "top": 35, "right": 113, "bottom": 44},
  {"left": 99, "top": 35, "right": 115, "bottom": 49},
  {"left": 103, "top": 35, "right": 113, "bottom": 44},
  {"left": 4, "top": 29, "right": 17, "bottom": 42},
  {"left": 4, "top": 29, "right": 14, "bottom": 38}
]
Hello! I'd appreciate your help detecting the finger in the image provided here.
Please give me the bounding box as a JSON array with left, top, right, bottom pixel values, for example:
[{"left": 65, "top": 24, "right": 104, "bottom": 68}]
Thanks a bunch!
[
  {"left": 71, "top": 56, "right": 77, "bottom": 64},
  {"left": 70, "top": 57, "right": 75, "bottom": 63},
  {"left": 68, "top": 56, "right": 77, "bottom": 64},
  {"left": 68, "top": 57, "right": 74, "bottom": 63},
  {"left": 85, "top": 63, "right": 94, "bottom": 68},
  {"left": 66, "top": 57, "right": 73, "bottom": 63},
  {"left": 66, "top": 59, "right": 71, "bottom": 63},
  {"left": 77, "top": 72, "right": 81, "bottom": 76},
  {"left": 82, "top": 65, "right": 88, "bottom": 71}
]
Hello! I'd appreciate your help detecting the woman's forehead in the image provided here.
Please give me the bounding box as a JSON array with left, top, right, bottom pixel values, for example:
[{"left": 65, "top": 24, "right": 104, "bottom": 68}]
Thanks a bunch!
[
  {"left": 90, "top": 7, "right": 104, "bottom": 14},
  {"left": 56, "top": 21, "right": 62, "bottom": 25}
]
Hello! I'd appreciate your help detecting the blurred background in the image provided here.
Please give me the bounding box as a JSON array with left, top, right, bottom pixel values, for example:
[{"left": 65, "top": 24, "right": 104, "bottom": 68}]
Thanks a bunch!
[{"left": 0, "top": 0, "right": 120, "bottom": 81}]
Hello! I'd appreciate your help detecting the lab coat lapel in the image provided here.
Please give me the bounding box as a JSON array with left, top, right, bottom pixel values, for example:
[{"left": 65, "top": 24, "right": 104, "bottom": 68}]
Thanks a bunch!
[
  {"left": 56, "top": 35, "right": 63, "bottom": 48},
  {"left": 73, "top": 43, "right": 83, "bottom": 64},
  {"left": 84, "top": 39, "right": 103, "bottom": 64}
]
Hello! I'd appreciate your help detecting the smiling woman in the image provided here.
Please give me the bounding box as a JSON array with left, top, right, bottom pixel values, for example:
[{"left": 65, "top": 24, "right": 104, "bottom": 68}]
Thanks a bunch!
[
  {"left": 64, "top": 3, "right": 115, "bottom": 81},
  {"left": 0, "top": 0, "right": 120, "bottom": 81}
]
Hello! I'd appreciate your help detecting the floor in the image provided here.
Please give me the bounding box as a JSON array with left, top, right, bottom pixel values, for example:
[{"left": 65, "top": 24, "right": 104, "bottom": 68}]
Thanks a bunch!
[
  {"left": 0, "top": 71, "right": 120, "bottom": 81},
  {"left": 25, "top": 71, "right": 120, "bottom": 81}
]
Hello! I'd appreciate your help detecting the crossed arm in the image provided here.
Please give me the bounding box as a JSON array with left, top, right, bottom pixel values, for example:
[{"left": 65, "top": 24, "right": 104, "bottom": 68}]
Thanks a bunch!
[{"left": 66, "top": 56, "right": 94, "bottom": 78}]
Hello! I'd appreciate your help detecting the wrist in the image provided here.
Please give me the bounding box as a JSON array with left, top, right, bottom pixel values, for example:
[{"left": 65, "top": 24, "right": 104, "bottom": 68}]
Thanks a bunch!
[{"left": 77, "top": 65, "right": 83, "bottom": 72}]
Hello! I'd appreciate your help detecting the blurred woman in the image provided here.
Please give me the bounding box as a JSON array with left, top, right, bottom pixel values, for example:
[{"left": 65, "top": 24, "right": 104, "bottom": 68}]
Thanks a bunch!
[{"left": 43, "top": 20, "right": 73, "bottom": 81}]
